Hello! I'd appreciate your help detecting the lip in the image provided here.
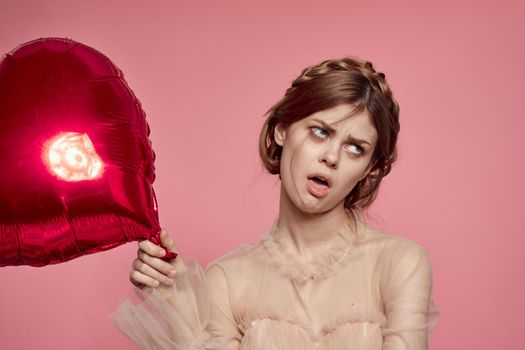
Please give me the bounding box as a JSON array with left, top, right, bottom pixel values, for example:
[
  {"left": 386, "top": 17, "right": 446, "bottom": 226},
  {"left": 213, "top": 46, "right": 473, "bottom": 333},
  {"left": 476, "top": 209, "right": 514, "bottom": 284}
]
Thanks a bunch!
[
  {"left": 307, "top": 172, "right": 333, "bottom": 188},
  {"left": 307, "top": 179, "right": 329, "bottom": 198}
]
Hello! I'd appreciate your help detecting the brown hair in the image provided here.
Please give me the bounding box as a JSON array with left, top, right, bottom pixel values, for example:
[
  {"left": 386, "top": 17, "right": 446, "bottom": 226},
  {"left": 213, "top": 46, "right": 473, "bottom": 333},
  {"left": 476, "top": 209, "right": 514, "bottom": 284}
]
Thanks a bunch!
[{"left": 258, "top": 57, "right": 400, "bottom": 210}]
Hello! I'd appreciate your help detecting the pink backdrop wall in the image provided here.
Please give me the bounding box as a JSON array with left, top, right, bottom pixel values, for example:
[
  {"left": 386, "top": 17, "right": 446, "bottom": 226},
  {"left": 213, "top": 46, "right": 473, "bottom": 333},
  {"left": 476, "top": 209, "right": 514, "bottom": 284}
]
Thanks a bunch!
[{"left": 1, "top": 1, "right": 523, "bottom": 349}]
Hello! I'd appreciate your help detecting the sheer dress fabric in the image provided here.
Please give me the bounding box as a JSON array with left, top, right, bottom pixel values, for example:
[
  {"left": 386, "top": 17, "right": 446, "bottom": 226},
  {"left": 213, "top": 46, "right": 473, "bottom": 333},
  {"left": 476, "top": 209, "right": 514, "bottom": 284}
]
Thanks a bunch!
[{"left": 110, "top": 218, "right": 439, "bottom": 350}]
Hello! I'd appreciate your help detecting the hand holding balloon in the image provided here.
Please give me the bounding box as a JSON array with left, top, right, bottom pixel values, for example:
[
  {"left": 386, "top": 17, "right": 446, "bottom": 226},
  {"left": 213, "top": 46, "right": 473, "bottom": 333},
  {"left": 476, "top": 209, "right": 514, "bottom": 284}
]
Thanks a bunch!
[{"left": 130, "top": 229, "right": 179, "bottom": 288}]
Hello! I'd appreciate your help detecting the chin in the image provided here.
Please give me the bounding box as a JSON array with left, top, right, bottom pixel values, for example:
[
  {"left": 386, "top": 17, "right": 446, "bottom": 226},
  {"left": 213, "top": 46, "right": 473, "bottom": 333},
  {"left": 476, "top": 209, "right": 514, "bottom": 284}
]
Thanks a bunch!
[{"left": 295, "top": 198, "right": 338, "bottom": 214}]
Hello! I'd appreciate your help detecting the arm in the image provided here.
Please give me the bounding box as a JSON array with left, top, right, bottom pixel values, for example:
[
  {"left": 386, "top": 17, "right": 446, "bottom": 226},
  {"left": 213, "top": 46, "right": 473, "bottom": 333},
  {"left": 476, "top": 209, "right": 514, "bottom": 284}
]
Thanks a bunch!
[
  {"left": 205, "top": 264, "right": 242, "bottom": 350},
  {"left": 382, "top": 244, "right": 439, "bottom": 350}
]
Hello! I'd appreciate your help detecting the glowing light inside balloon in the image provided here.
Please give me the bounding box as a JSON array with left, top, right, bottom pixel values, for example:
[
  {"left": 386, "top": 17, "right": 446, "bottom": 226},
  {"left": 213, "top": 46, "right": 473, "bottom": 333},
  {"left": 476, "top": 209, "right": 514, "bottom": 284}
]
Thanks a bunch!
[{"left": 44, "top": 132, "right": 104, "bottom": 181}]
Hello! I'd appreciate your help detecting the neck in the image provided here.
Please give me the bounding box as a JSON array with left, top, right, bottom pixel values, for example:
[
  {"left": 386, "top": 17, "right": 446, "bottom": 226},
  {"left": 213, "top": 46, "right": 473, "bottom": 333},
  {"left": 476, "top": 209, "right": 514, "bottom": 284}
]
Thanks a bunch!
[{"left": 276, "top": 185, "right": 357, "bottom": 259}]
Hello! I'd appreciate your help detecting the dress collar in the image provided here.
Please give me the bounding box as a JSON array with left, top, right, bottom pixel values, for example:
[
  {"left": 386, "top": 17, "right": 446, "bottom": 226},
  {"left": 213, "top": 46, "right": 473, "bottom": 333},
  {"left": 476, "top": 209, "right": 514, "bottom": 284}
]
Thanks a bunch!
[{"left": 261, "top": 215, "right": 363, "bottom": 284}]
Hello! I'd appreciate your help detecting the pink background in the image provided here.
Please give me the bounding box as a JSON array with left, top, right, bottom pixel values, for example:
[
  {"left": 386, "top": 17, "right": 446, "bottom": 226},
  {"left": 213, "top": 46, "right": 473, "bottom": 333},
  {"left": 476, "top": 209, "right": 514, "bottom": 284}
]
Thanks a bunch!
[{"left": 1, "top": 0, "right": 523, "bottom": 349}]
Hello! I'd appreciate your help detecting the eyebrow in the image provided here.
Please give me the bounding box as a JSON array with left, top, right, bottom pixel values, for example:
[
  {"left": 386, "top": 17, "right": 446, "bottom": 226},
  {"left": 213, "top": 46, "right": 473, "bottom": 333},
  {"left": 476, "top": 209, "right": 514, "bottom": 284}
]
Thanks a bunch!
[{"left": 311, "top": 118, "right": 371, "bottom": 145}]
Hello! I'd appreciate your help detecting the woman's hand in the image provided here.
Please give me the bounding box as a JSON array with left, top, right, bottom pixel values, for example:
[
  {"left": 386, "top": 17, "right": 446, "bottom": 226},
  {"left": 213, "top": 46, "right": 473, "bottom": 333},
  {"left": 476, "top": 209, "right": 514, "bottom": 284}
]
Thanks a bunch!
[{"left": 129, "top": 228, "right": 179, "bottom": 289}]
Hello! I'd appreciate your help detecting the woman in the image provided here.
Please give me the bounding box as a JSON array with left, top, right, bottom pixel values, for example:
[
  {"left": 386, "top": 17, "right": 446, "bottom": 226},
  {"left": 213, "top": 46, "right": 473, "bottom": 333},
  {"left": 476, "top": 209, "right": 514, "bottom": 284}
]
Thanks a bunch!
[{"left": 111, "top": 57, "right": 439, "bottom": 349}]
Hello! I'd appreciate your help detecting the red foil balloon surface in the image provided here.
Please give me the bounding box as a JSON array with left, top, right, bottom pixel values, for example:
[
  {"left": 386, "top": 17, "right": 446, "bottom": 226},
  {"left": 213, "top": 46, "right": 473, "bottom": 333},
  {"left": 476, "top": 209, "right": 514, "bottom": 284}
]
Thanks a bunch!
[{"left": 0, "top": 37, "right": 176, "bottom": 267}]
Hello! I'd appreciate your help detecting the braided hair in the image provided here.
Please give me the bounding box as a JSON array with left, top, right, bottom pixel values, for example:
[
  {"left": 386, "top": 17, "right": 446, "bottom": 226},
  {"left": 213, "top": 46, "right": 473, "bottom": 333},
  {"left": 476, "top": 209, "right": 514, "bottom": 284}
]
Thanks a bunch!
[{"left": 258, "top": 57, "right": 400, "bottom": 210}]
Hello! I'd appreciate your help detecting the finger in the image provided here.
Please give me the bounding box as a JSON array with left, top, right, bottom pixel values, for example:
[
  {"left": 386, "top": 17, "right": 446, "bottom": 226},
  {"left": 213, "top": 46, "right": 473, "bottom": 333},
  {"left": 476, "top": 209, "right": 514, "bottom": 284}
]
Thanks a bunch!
[
  {"left": 160, "top": 228, "right": 178, "bottom": 254},
  {"left": 138, "top": 239, "right": 166, "bottom": 258},
  {"left": 137, "top": 250, "right": 177, "bottom": 277},
  {"left": 132, "top": 259, "right": 174, "bottom": 286},
  {"left": 129, "top": 269, "right": 160, "bottom": 288}
]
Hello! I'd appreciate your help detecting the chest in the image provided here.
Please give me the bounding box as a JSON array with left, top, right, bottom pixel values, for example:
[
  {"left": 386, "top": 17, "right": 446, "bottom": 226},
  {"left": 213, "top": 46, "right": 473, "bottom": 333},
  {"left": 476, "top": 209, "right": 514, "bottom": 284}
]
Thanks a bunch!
[{"left": 232, "top": 263, "right": 385, "bottom": 340}]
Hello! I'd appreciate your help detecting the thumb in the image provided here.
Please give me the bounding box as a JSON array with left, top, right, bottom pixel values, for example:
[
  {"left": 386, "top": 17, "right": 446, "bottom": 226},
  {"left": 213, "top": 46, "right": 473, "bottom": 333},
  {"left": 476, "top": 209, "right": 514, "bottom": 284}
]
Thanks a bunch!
[
  {"left": 159, "top": 229, "right": 189, "bottom": 275},
  {"left": 160, "top": 228, "right": 178, "bottom": 254}
]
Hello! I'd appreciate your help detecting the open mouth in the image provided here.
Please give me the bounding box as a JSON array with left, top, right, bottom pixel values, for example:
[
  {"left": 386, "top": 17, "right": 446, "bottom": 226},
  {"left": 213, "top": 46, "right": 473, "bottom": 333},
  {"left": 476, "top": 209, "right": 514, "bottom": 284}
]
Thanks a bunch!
[
  {"left": 309, "top": 176, "right": 329, "bottom": 187},
  {"left": 306, "top": 176, "right": 330, "bottom": 198}
]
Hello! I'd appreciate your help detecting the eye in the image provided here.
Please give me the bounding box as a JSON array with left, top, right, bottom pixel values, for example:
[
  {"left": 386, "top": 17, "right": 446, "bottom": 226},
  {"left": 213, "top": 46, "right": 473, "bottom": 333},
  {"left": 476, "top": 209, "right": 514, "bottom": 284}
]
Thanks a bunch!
[
  {"left": 311, "top": 127, "right": 328, "bottom": 139},
  {"left": 346, "top": 143, "right": 364, "bottom": 155}
]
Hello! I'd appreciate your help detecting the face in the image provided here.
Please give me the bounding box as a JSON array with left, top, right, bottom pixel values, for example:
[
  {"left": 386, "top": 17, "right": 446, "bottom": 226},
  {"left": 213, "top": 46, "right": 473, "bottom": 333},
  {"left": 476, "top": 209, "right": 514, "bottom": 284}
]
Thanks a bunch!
[{"left": 274, "top": 104, "right": 378, "bottom": 213}]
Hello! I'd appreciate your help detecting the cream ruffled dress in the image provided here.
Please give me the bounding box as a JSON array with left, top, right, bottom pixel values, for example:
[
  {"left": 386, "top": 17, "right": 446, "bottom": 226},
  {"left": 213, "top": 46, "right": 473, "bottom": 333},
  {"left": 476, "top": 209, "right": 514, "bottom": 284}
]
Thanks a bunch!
[{"left": 110, "top": 217, "right": 439, "bottom": 350}]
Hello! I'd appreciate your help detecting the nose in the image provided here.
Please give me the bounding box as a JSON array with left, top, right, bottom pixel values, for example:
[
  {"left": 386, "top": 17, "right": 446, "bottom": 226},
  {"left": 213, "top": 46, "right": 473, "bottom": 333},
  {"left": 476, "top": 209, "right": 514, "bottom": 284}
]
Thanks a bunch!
[{"left": 320, "top": 143, "right": 339, "bottom": 169}]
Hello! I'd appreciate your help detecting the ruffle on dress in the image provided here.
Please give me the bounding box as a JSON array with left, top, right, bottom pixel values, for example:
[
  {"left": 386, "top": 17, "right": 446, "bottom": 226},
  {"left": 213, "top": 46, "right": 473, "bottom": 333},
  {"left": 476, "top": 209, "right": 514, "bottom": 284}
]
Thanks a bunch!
[
  {"left": 261, "top": 218, "right": 363, "bottom": 284},
  {"left": 239, "top": 304, "right": 386, "bottom": 344},
  {"left": 109, "top": 256, "right": 231, "bottom": 350}
]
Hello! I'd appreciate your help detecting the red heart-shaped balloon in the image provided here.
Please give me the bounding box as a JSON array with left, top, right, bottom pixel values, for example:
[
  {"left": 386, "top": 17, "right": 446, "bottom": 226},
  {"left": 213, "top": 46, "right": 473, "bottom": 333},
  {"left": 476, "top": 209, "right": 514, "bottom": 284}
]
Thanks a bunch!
[{"left": 0, "top": 37, "right": 176, "bottom": 267}]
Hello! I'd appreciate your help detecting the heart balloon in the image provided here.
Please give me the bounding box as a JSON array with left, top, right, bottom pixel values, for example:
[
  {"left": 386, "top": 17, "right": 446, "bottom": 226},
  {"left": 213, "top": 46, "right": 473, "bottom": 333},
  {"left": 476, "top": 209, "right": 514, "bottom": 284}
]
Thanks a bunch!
[{"left": 0, "top": 37, "right": 177, "bottom": 267}]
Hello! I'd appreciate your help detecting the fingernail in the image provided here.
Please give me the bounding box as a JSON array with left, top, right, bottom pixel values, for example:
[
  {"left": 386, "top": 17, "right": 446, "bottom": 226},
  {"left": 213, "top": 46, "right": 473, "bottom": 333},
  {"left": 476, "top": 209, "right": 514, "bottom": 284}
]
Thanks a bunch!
[
  {"left": 168, "top": 270, "right": 176, "bottom": 277},
  {"left": 153, "top": 280, "right": 159, "bottom": 287},
  {"left": 158, "top": 249, "right": 166, "bottom": 256}
]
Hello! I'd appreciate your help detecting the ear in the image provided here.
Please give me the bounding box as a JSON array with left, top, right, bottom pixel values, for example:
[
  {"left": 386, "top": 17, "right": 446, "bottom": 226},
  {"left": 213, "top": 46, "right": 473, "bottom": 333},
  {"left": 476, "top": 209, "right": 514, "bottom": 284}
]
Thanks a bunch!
[{"left": 274, "top": 122, "right": 287, "bottom": 147}]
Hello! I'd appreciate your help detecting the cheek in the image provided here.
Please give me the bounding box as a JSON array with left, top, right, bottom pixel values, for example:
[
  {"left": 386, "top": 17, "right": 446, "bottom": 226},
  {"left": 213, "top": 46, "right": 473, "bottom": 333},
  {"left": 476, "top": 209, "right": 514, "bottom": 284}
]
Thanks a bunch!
[
  {"left": 279, "top": 144, "right": 311, "bottom": 193},
  {"left": 336, "top": 178, "right": 359, "bottom": 198},
  {"left": 280, "top": 140, "right": 309, "bottom": 173},
  {"left": 336, "top": 163, "right": 369, "bottom": 190}
]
